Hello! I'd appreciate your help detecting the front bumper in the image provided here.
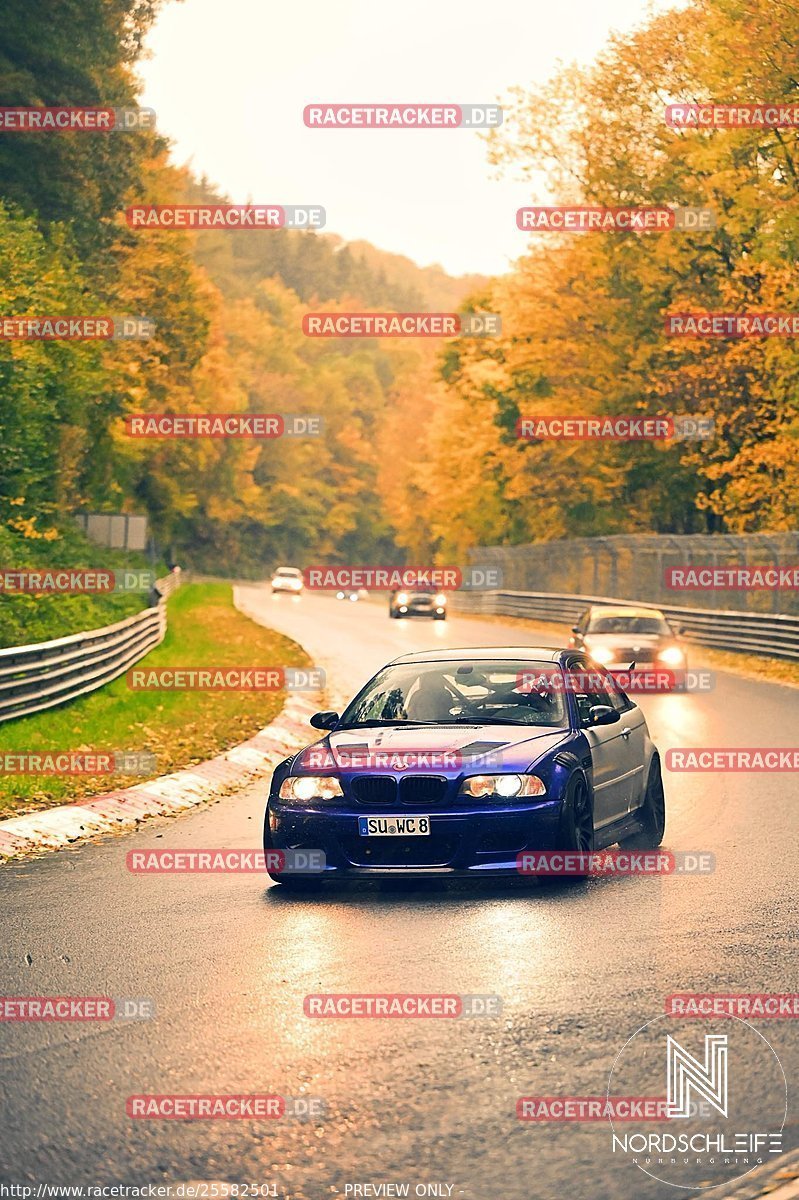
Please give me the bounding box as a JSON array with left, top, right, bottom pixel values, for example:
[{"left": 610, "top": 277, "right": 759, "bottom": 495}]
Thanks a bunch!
[{"left": 266, "top": 797, "right": 563, "bottom": 877}]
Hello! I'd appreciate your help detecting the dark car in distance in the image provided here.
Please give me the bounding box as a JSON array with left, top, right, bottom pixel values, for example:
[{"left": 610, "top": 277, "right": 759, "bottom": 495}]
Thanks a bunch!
[{"left": 388, "top": 587, "right": 447, "bottom": 620}]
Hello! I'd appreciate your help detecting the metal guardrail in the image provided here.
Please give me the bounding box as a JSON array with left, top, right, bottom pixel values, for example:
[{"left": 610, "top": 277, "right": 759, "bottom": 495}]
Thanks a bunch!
[
  {"left": 451, "top": 589, "right": 799, "bottom": 661},
  {"left": 0, "top": 571, "right": 179, "bottom": 723},
  {"left": 468, "top": 532, "right": 799, "bottom": 615}
]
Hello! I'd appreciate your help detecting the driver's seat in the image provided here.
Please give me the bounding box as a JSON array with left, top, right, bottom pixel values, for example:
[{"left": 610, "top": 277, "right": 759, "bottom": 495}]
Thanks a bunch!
[{"left": 407, "top": 673, "right": 454, "bottom": 722}]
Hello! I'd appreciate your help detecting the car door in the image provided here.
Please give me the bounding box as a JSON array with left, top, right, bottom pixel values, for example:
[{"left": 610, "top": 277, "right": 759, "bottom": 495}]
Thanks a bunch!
[
  {"left": 566, "top": 656, "right": 633, "bottom": 829},
  {"left": 601, "top": 668, "right": 648, "bottom": 812}
]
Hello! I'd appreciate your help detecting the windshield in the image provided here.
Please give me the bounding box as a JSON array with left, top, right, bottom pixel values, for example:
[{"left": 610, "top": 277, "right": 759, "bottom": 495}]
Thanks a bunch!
[
  {"left": 587, "top": 614, "right": 669, "bottom": 635},
  {"left": 339, "top": 660, "right": 569, "bottom": 728}
]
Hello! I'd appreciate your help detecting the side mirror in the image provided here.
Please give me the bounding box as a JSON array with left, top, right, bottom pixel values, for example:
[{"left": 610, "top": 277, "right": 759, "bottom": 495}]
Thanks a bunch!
[
  {"left": 588, "top": 705, "right": 620, "bottom": 727},
  {"left": 571, "top": 625, "right": 580, "bottom": 634},
  {"left": 310, "top": 710, "right": 339, "bottom": 731},
  {"left": 672, "top": 624, "right": 684, "bottom": 637}
]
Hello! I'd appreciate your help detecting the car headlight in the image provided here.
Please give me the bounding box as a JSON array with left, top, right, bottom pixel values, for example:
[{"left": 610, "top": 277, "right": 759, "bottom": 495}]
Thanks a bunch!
[
  {"left": 396, "top": 592, "right": 409, "bottom": 605},
  {"left": 658, "top": 644, "right": 685, "bottom": 666},
  {"left": 459, "top": 774, "right": 546, "bottom": 799},
  {"left": 587, "top": 644, "right": 614, "bottom": 665},
  {"left": 434, "top": 593, "right": 447, "bottom": 606},
  {"left": 279, "top": 776, "right": 343, "bottom": 801},
  {"left": 290, "top": 579, "right": 302, "bottom": 590}
]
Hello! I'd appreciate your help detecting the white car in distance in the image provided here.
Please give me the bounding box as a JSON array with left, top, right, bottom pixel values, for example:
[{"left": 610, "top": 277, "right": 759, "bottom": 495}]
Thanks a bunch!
[{"left": 271, "top": 566, "right": 304, "bottom": 594}]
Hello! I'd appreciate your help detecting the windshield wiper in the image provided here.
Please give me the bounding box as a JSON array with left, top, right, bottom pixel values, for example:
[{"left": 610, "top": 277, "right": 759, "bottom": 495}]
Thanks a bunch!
[
  {"left": 335, "top": 719, "right": 433, "bottom": 729},
  {"left": 439, "top": 716, "right": 540, "bottom": 727}
]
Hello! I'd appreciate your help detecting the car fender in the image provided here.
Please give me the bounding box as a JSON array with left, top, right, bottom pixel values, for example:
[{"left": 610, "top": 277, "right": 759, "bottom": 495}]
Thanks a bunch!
[
  {"left": 267, "top": 754, "right": 296, "bottom": 799},
  {"left": 563, "top": 734, "right": 595, "bottom": 800},
  {"left": 641, "top": 734, "right": 660, "bottom": 795},
  {"left": 528, "top": 736, "right": 593, "bottom": 805}
]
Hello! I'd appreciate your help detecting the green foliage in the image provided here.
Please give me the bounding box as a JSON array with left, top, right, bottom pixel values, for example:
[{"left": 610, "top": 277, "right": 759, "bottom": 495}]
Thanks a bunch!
[
  {"left": 0, "top": 522, "right": 152, "bottom": 647},
  {"left": 0, "top": 0, "right": 164, "bottom": 256}
]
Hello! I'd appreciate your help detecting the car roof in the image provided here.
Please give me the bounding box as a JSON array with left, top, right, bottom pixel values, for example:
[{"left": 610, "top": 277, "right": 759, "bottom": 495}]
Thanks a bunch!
[
  {"left": 388, "top": 646, "right": 565, "bottom": 665},
  {"left": 274, "top": 566, "right": 302, "bottom": 573},
  {"left": 587, "top": 605, "right": 666, "bottom": 618}
]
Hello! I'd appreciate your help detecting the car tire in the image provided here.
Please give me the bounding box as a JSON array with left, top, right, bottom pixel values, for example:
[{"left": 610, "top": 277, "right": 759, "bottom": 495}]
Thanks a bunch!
[
  {"left": 620, "top": 755, "right": 665, "bottom": 849},
  {"left": 531, "top": 773, "right": 595, "bottom": 884},
  {"left": 433, "top": 614, "right": 447, "bottom": 621},
  {"left": 389, "top": 609, "right": 398, "bottom": 618},
  {"left": 555, "top": 773, "right": 595, "bottom": 855}
]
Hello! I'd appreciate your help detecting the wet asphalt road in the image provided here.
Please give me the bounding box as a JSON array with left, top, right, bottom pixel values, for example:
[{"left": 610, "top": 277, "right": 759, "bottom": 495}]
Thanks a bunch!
[{"left": 0, "top": 589, "right": 797, "bottom": 1199}]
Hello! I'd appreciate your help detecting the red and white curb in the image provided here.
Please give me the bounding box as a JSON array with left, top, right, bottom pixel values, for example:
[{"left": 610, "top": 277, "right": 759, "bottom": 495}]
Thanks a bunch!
[{"left": 0, "top": 693, "right": 319, "bottom": 863}]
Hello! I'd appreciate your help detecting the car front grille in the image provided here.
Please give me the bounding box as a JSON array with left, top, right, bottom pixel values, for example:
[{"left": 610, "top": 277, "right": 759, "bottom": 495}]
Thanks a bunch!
[
  {"left": 614, "top": 646, "right": 649, "bottom": 661},
  {"left": 349, "top": 774, "right": 450, "bottom": 805},
  {"left": 398, "top": 775, "right": 448, "bottom": 805},
  {"left": 350, "top": 775, "right": 397, "bottom": 805}
]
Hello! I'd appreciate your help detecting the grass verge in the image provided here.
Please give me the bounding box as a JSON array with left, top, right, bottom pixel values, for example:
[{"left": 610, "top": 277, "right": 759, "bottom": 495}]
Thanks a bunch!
[{"left": 0, "top": 583, "right": 309, "bottom": 817}]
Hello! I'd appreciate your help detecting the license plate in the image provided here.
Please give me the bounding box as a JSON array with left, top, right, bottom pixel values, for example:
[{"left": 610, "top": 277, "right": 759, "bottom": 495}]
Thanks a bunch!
[{"left": 358, "top": 815, "right": 430, "bottom": 837}]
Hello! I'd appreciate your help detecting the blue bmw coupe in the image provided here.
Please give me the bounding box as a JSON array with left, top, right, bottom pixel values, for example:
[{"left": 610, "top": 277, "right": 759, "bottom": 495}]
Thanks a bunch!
[{"left": 264, "top": 646, "right": 665, "bottom": 886}]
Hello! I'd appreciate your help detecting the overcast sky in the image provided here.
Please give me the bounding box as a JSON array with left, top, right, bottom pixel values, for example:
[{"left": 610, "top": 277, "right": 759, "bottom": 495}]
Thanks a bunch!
[{"left": 139, "top": 0, "right": 681, "bottom": 277}]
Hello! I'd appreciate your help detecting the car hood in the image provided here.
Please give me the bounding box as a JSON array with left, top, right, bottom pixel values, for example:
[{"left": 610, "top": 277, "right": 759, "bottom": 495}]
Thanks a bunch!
[{"left": 301, "top": 723, "right": 570, "bottom": 774}]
